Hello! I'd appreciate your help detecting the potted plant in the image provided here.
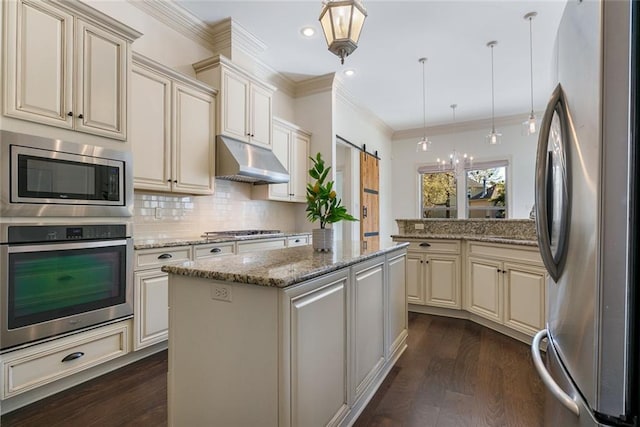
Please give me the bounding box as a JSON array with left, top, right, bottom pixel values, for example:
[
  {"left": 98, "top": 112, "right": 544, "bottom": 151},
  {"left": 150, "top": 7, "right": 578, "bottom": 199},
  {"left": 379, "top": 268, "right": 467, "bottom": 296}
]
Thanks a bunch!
[{"left": 306, "top": 152, "right": 357, "bottom": 251}]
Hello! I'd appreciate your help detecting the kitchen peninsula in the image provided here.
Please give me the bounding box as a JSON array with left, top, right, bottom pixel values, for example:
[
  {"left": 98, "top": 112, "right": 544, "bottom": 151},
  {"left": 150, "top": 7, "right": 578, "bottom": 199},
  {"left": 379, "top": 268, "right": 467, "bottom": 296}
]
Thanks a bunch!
[{"left": 162, "top": 241, "right": 408, "bottom": 427}]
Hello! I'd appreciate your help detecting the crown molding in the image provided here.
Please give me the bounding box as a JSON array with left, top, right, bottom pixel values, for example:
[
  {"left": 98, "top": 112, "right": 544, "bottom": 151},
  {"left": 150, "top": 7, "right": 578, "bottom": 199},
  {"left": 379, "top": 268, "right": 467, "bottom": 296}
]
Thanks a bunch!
[
  {"left": 133, "top": 52, "right": 217, "bottom": 96},
  {"left": 335, "top": 80, "right": 394, "bottom": 138},
  {"left": 295, "top": 74, "right": 336, "bottom": 97},
  {"left": 392, "top": 112, "right": 543, "bottom": 140},
  {"left": 127, "top": 0, "right": 216, "bottom": 48},
  {"left": 209, "top": 18, "right": 267, "bottom": 59},
  {"left": 52, "top": 0, "right": 142, "bottom": 41}
]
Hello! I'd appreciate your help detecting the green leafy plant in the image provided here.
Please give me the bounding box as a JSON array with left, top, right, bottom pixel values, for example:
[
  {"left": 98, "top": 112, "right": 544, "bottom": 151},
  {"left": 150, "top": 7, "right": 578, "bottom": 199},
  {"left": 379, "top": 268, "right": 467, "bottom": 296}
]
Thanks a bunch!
[{"left": 306, "top": 152, "right": 358, "bottom": 229}]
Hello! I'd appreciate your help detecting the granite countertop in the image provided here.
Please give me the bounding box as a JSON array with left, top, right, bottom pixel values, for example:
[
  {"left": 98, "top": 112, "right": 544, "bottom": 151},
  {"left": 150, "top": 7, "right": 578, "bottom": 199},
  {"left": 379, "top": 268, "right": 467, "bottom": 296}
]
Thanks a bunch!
[
  {"left": 391, "top": 233, "right": 538, "bottom": 247},
  {"left": 161, "top": 241, "right": 409, "bottom": 288},
  {"left": 134, "top": 232, "right": 311, "bottom": 250}
]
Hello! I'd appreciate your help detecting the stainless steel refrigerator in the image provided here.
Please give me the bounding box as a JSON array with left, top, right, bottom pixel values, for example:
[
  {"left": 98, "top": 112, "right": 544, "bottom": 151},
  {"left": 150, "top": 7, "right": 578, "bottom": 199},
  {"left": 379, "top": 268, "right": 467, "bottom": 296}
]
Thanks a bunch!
[{"left": 531, "top": 0, "right": 639, "bottom": 426}]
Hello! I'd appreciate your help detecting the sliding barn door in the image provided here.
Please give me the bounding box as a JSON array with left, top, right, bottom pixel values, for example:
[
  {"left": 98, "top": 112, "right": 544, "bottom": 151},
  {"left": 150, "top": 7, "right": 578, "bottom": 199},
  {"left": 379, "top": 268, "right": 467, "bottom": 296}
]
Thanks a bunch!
[{"left": 360, "top": 151, "right": 379, "bottom": 251}]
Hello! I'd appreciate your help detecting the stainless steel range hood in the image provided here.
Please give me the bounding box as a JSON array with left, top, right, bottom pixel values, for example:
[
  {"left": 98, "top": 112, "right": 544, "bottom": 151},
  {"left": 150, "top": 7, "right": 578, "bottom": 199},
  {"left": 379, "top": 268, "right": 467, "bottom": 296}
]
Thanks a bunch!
[{"left": 215, "top": 135, "right": 289, "bottom": 184}]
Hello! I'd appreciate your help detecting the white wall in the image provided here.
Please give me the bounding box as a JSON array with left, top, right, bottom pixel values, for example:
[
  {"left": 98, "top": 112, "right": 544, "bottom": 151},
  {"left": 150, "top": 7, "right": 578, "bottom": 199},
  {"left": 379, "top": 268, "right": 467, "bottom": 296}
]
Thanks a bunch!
[
  {"left": 335, "top": 92, "right": 394, "bottom": 246},
  {"left": 392, "top": 119, "right": 538, "bottom": 226}
]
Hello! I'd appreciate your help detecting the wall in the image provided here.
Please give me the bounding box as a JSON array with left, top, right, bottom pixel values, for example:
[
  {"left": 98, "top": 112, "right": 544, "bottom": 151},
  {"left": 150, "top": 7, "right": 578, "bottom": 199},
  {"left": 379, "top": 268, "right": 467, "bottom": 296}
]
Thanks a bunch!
[
  {"left": 133, "top": 180, "right": 298, "bottom": 239},
  {"left": 392, "top": 118, "right": 538, "bottom": 226},
  {"left": 334, "top": 89, "right": 395, "bottom": 245}
]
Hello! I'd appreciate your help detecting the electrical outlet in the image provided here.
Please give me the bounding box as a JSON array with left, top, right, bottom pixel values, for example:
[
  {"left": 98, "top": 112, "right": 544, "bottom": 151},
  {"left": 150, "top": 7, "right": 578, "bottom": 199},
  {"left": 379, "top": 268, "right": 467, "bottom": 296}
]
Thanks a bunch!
[
  {"left": 414, "top": 223, "right": 424, "bottom": 230},
  {"left": 155, "top": 207, "right": 162, "bottom": 219},
  {"left": 211, "top": 284, "right": 232, "bottom": 302}
]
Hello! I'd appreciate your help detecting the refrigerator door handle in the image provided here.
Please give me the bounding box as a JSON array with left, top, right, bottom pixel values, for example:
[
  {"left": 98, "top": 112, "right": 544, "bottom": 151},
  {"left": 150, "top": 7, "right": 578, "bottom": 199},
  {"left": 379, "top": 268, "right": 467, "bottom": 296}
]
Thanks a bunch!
[{"left": 531, "top": 329, "right": 580, "bottom": 416}]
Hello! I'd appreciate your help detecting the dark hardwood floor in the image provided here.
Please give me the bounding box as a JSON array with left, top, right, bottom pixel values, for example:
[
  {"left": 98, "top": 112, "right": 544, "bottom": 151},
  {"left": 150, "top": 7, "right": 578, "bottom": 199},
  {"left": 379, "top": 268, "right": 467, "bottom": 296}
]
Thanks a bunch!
[{"left": 1, "top": 313, "right": 543, "bottom": 427}]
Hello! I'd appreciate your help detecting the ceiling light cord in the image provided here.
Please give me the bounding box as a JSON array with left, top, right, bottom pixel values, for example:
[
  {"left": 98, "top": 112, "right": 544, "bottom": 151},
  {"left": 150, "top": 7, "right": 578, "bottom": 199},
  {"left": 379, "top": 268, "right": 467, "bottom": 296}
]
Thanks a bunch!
[
  {"left": 490, "top": 43, "right": 496, "bottom": 133},
  {"left": 528, "top": 15, "right": 534, "bottom": 115},
  {"left": 422, "top": 58, "right": 427, "bottom": 137}
]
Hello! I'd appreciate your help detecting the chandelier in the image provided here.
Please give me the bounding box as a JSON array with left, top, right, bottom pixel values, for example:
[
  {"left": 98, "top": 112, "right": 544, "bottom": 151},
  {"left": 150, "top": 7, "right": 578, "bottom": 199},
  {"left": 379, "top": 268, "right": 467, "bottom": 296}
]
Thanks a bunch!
[
  {"left": 486, "top": 40, "right": 502, "bottom": 145},
  {"left": 416, "top": 57, "right": 432, "bottom": 152},
  {"left": 319, "top": 0, "right": 367, "bottom": 64},
  {"left": 522, "top": 12, "right": 538, "bottom": 135},
  {"left": 437, "top": 104, "right": 473, "bottom": 175}
]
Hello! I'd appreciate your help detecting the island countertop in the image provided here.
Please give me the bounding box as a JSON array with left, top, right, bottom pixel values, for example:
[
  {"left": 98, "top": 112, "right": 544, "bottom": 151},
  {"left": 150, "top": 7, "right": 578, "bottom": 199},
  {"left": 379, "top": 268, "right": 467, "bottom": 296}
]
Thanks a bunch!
[{"left": 161, "top": 241, "right": 408, "bottom": 288}]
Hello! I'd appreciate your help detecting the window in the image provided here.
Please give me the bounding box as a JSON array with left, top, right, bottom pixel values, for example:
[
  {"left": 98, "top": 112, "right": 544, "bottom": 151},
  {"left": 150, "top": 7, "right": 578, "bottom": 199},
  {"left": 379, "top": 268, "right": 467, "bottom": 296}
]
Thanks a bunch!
[
  {"left": 418, "top": 170, "right": 457, "bottom": 218},
  {"left": 466, "top": 160, "right": 508, "bottom": 219}
]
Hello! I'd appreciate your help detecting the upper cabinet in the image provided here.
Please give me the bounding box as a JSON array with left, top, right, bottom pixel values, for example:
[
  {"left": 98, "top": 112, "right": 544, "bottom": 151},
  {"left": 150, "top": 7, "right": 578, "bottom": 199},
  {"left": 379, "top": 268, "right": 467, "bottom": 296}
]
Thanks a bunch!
[
  {"left": 253, "top": 117, "right": 311, "bottom": 203},
  {"left": 2, "top": 0, "right": 141, "bottom": 140},
  {"left": 131, "top": 53, "right": 217, "bottom": 195},
  {"left": 193, "top": 55, "right": 275, "bottom": 149}
]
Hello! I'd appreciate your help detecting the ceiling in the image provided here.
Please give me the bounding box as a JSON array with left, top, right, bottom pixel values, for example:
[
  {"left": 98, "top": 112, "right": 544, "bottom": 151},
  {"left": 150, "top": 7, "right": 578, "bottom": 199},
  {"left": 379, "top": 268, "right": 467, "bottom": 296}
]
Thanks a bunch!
[{"left": 174, "top": 0, "right": 568, "bottom": 132}]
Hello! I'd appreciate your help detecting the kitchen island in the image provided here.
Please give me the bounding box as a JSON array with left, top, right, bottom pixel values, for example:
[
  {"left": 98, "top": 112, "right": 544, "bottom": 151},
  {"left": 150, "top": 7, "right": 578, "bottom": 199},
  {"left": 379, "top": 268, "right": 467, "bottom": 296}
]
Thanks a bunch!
[{"left": 162, "top": 241, "right": 408, "bottom": 427}]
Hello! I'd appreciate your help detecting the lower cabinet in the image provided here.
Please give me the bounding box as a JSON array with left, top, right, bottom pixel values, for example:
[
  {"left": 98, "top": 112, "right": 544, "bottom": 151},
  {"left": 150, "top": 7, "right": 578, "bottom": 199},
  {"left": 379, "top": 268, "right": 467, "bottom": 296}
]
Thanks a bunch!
[
  {"left": 0, "top": 321, "right": 130, "bottom": 399},
  {"left": 403, "top": 240, "right": 461, "bottom": 308},
  {"left": 466, "top": 242, "right": 546, "bottom": 337},
  {"left": 168, "top": 248, "right": 408, "bottom": 427},
  {"left": 133, "top": 246, "right": 191, "bottom": 350},
  {"left": 286, "top": 272, "right": 350, "bottom": 427}
]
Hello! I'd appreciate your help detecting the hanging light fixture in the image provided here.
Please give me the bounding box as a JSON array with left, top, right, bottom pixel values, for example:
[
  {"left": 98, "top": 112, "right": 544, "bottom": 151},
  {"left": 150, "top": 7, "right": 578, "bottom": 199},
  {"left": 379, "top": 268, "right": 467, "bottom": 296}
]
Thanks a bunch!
[
  {"left": 319, "top": 0, "right": 367, "bottom": 64},
  {"left": 416, "top": 57, "right": 432, "bottom": 152},
  {"left": 437, "top": 104, "right": 473, "bottom": 174},
  {"left": 522, "top": 11, "right": 538, "bottom": 135},
  {"left": 486, "top": 40, "right": 502, "bottom": 145}
]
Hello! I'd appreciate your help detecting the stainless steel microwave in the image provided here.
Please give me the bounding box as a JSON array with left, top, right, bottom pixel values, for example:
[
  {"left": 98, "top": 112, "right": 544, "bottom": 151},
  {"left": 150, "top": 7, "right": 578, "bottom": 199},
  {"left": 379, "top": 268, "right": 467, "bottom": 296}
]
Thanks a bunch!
[{"left": 1, "top": 130, "right": 133, "bottom": 217}]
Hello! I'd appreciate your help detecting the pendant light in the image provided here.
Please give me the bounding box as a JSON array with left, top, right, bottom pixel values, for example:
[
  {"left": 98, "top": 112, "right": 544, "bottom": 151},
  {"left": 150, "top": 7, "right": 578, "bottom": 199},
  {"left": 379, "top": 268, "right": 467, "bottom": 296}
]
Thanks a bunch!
[
  {"left": 416, "top": 57, "right": 432, "bottom": 152},
  {"left": 437, "top": 104, "right": 473, "bottom": 174},
  {"left": 522, "top": 12, "right": 538, "bottom": 135},
  {"left": 319, "top": 0, "right": 367, "bottom": 65},
  {"left": 486, "top": 40, "right": 502, "bottom": 145}
]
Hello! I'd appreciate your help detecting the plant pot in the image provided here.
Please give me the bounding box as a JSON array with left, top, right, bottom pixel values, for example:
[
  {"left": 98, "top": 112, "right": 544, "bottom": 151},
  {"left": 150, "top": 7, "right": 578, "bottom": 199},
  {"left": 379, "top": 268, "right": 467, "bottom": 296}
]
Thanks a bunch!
[{"left": 312, "top": 228, "right": 333, "bottom": 252}]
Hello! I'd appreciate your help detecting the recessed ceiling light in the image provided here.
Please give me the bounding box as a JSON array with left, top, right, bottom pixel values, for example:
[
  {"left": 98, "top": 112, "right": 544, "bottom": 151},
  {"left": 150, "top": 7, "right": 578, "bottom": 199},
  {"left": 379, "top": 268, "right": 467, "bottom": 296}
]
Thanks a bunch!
[
  {"left": 344, "top": 69, "right": 356, "bottom": 77},
  {"left": 301, "top": 27, "right": 315, "bottom": 37}
]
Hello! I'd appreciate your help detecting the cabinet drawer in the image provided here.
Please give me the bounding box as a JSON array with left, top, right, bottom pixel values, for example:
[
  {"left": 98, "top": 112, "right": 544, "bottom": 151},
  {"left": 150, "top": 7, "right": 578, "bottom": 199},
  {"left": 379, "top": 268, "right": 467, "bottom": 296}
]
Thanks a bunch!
[
  {"left": 135, "top": 246, "right": 191, "bottom": 270},
  {"left": 406, "top": 240, "right": 460, "bottom": 253},
  {"left": 237, "top": 238, "right": 286, "bottom": 253},
  {"left": 193, "top": 242, "right": 235, "bottom": 260},
  {"left": 0, "top": 321, "right": 130, "bottom": 399},
  {"left": 467, "top": 242, "right": 542, "bottom": 265},
  {"left": 287, "top": 235, "right": 309, "bottom": 247}
]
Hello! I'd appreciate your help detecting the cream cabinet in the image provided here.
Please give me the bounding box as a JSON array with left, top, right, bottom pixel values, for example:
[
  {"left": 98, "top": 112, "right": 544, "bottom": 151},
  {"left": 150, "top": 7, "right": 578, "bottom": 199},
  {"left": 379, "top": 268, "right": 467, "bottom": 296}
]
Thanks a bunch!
[
  {"left": 465, "top": 242, "right": 546, "bottom": 337},
  {"left": 253, "top": 118, "right": 311, "bottom": 202},
  {"left": 237, "top": 237, "right": 287, "bottom": 254},
  {"left": 193, "top": 55, "right": 275, "bottom": 149},
  {"left": 285, "top": 271, "right": 350, "bottom": 427},
  {"left": 133, "top": 246, "right": 191, "bottom": 350},
  {"left": 131, "top": 54, "right": 216, "bottom": 195},
  {"left": 352, "top": 258, "right": 385, "bottom": 400},
  {"left": 3, "top": 0, "right": 140, "bottom": 139},
  {"left": 0, "top": 320, "right": 130, "bottom": 399},
  {"left": 401, "top": 240, "right": 461, "bottom": 309}
]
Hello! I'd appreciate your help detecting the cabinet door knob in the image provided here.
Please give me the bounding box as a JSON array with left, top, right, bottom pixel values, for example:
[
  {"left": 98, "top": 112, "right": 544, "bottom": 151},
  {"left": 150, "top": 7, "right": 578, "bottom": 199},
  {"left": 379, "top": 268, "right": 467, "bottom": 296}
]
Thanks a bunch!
[
  {"left": 173, "top": 180, "right": 178, "bottom": 183},
  {"left": 425, "top": 260, "right": 429, "bottom": 264},
  {"left": 78, "top": 113, "right": 83, "bottom": 119},
  {"left": 67, "top": 111, "right": 73, "bottom": 117},
  {"left": 497, "top": 269, "right": 503, "bottom": 273}
]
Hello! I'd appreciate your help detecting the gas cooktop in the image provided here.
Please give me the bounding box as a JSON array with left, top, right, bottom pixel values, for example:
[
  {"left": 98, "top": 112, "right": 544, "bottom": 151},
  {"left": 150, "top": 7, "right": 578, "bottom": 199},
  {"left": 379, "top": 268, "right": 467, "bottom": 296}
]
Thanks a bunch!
[{"left": 201, "top": 229, "right": 282, "bottom": 238}]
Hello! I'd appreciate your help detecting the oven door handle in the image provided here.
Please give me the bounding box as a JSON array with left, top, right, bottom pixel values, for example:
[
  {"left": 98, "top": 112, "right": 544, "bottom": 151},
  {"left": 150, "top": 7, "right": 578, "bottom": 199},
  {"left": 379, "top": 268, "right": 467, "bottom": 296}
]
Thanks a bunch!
[{"left": 7, "top": 239, "right": 129, "bottom": 253}]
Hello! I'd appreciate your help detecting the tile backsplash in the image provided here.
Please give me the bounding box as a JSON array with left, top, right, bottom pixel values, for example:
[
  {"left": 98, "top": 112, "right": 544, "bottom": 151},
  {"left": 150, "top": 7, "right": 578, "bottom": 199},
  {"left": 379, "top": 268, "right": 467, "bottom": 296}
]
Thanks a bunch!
[{"left": 133, "top": 180, "right": 300, "bottom": 239}]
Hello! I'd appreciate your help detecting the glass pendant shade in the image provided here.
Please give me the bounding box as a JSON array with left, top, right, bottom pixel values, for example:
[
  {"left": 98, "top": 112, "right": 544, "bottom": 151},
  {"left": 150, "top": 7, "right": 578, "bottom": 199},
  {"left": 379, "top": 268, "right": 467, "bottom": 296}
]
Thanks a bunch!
[
  {"left": 486, "top": 129, "right": 502, "bottom": 145},
  {"left": 416, "top": 136, "right": 432, "bottom": 152},
  {"left": 523, "top": 113, "right": 537, "bottom": 136},
  {"left": 319, "top": 0, "right": 367, "bottom": 64}
]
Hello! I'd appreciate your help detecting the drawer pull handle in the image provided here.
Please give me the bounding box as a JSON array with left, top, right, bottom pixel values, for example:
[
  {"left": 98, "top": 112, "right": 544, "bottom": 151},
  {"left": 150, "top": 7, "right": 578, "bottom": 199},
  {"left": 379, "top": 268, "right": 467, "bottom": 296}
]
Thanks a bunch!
[
  {"left": 419, "top": 242, "right": 431, "bottom": 247},
  {"left": 158, "top": 253, "right": 173, "bottom": 259},
  {"left": 61, "top": 352, "right": 85, "bottom": 363},
  {"left": 210, "top": 248, "right": 222, "bottom": 253}
]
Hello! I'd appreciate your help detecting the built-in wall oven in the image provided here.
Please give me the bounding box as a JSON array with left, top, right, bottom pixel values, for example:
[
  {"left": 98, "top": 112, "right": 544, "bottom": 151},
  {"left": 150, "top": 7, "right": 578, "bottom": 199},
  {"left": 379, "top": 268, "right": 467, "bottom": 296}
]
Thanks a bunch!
[
  {"left": 0, "top": 130, "right": 133, "bottom": 217},
  {"left": 0, "top": 223, "right": 133, "bottom": 351}
]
